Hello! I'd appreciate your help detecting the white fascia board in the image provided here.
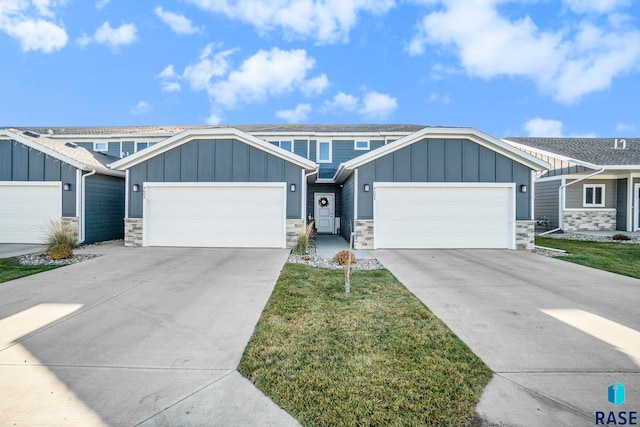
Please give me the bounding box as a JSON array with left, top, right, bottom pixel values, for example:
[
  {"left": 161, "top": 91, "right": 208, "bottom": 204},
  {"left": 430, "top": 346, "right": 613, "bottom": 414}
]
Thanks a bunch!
[
  {"left": 342, "top": 127, "right": 550, "bottom": 172},
  {"left": 110, "top": 128, "right": 317, "bottom": 171},
  {"left": 249, "top": 131, "right": 413, "bottom": 138},
  {"left": 1, "top": 129, "right": 86, "bottom": 171},
  {"left": 502, "top": 139, "right": 601, "bottom": 170}
]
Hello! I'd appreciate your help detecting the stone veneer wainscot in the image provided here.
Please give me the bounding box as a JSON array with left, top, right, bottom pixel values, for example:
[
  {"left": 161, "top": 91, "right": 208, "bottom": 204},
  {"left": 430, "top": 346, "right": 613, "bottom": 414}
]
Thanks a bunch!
[
  {"left": 61, "top": 217, "right": 79, "bottom": 242},
  {"left": 286, "top": 219, "right": 305, "bottom": 248},
  {"left": 124, "top": 218, "right": 143, "bottom": 247},
  {"left": 563, "top": 210, "right": 616, "bottom": 232},
  {"left": 515, "top": 221, "right": 535, "bottom": 251}
]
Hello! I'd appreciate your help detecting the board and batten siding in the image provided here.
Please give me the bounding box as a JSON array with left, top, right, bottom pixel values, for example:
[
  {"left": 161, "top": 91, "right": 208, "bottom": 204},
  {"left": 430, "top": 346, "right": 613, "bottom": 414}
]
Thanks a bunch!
[
  {"left": 535, "top": 180, "right": 561, "bottom": 229},
  {"left": 84, "top": 174, "right": 125, "bottom": 243},
  {"left": 340, "top": 175, "right": 355, "bottom": 241},
  {"left": 565, "top": 179, "right": 616, "bottom": 209},
  {"left": 128, "top": 138, "right": 303, "bottom": 219},
  {"left": 0, "top": 139, "right": 77, "bottom": 216},
  {"left": 616, "top": 178, "right": 627, "bottom": 231},
  {"left": 356, "top": 138, "right": 532, "bottom": 220}
]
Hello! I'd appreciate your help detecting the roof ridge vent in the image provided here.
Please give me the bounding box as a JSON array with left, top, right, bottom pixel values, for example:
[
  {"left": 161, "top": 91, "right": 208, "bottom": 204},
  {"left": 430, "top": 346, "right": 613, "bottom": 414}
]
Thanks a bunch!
[
  {"left": 23, "top": 130, "right": 40, "bottom": 138},
  {"left": 65, "top": 142, "right": 78, "bottom": 148},
  {"left": 614, "top": 138, "right": 626, "bottom": 149}
]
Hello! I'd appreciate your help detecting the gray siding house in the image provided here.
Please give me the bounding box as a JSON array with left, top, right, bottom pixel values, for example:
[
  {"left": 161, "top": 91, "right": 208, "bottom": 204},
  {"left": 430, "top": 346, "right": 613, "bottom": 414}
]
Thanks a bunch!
[
  {"left": 0, "top": 129, "right": 125, "bottom": 244},
  {"left": 505, "top": 137, "right": 640, "bottom": 233}
]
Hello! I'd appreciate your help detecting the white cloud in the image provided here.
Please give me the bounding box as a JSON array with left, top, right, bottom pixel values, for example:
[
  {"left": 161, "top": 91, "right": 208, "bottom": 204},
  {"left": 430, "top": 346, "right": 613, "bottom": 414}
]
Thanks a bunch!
[
  {"left": 428, "top": 93, "right": 450, "bottom": 104},
  {"left": 186, "top": 0, "right": 395, "bottom": 44},
  {"left": 563, "top": 0, "right": 630, "bottom": 14},
  {"left": 154, "top": 6, "right": 202, "bottom": 35},
  {"left": 96, "top": 0, "right": 110, "bottom": 9},
  {"left": 322, "top": 90, "right": 397, "bottom": 120},
  {"left": 131, "top": 101, "right": 151, "bottom": 114},
  {"left": 161, "top": 81, "right": 182, "bottom": 92},
  {"left": 616, "top": 122, "right": 635, "bottom": 133},
  {"left": 276, "top": 103, "right": 312, "bottom": 123},
  {"left": 183, "top": 44, "right": 236, "bottom": 91},
  {"left": 94, "top": 22, "right": 137, "bottom": 49},
  {"left": 408, "top": 0, "right": 640, "bottom": 103},
  {"left": 0, "top": 0, "right": 68, "bottom": 53},
  {"left": 157, "top": 65, "right": 182, "bottom": 92},
  {"left": 79, "top": 21, "right": 137, "bottom": 50},
  {"left": 158, "top": 64, "right": 179, "bottom": 79},
  {"left": 359, "top": 91, "right": 397, "bottom": 120},
  {"left": 524, "top": 118, "right": 564, "bottom": 137},
  {"left": 301, "top": 74, "right": 329, "bottom": 96},
  {"left": 323, "top": 92, "right": 359, "bottom": 112}
]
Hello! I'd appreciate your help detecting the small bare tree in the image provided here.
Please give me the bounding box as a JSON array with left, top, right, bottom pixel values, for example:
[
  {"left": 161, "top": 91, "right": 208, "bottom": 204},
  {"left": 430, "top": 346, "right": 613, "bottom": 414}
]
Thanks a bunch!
[{"left": 344, "top": 229, "right": 353, "bottom": 295}]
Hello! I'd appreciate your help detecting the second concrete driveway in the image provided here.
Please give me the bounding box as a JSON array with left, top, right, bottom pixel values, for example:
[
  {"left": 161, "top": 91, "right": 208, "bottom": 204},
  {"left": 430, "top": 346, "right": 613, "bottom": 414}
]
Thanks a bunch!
[
  {"left": 0, "top": 245, "right": 299, "bottom": 426},
  {"left": 376, "top": 249, "right": 640, "bottom": 426}
]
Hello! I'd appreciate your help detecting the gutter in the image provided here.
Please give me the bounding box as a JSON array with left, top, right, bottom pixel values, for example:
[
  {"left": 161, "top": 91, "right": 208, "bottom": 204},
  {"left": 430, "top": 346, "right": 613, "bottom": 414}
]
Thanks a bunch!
[
  {"left": 539, "top": 166, "right": 606, "bottom": 235},
  {"left": 79, "top": 169, "right": 97, "bottom": 243}
]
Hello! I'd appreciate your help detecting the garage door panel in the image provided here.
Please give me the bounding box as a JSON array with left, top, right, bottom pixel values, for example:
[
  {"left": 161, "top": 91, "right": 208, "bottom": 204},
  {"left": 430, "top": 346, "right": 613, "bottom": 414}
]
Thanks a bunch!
[
  {"left": 374, "top": 184, "right": 513, "bottom": 249},
  {"left": 0, "top": 183, "right": 62, "bottom": 244},
  {"left": 144, "top": 184, "right": 286, "bottom": 248}
]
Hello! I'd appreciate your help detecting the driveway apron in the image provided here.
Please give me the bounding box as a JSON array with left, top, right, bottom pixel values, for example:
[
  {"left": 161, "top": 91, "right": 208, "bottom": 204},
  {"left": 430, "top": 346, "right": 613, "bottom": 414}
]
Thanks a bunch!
[
  {"left": 375, "top": 249, "right": 640, "bottom": 426},
  {"left": 0, "top": 246, "right": 299, "bottom": 426}
]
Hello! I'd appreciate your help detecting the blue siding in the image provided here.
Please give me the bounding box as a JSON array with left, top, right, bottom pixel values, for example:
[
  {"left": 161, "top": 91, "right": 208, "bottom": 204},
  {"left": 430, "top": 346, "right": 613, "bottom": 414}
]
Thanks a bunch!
[
  {"left": 122, "top": 141, "right": 135, "bottom": 157},
  {"left": 107, "top": 142, "right": 120, "bottom": 158},
  {"left": 0, "top": 139, "right": 77, "bottom": 216},
  {"left": 355, "top": 138, "right": 533, "bottom": 220},
  {"left": 84, "top": 174, "right": 125, "bottom": 243},
  {"left": 294, "top": 140, "right": 308, "bottom": 158},
  {"left": 308, "top": 183, "right": 342, "bottom": 223},
  {"left": 76, "top": 142, "right": 93, "bottom": 150},
  {"left": 128, "top": 138, "right": 303, "bottom": 219},
  {"left": 616, "top": 178, "right": 627, "bottom": 231},
  {"left": 340, "top": 175, "right": 354, "bottom": 240}
]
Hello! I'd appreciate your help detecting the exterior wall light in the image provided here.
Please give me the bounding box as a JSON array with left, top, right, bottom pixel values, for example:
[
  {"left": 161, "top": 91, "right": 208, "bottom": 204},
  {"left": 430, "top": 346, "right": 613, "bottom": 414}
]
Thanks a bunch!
[
  {"left": 290, "top": 183, "right": 296, "bottom": 192},
  {"left": 63, "top": 183, "right": 71, "bottom": 191},
  {"left": 364, "top": 184, "right": 370, "bottom": 192},
  {"left": 520, "top": 185, "right": 527, "bottom": 193},
  {"left": 132, "top": 184, "right": 140, "bottom": 192}
]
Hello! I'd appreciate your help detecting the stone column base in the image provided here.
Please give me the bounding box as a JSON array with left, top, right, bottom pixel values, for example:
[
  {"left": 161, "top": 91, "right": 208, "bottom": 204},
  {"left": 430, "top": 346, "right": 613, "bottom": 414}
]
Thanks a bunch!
[
  {"left": 354, "top": 220, "right": 374, "bottom": 250},
  {"left": 515, "top": 221, "right": 534, "bottom": 251},
  {"left": 61, "top": 217, "right": 79, "bottom": 243},
  {"left": 286, "top": 219, "right": 305, "bottom": 248},
  {"left": 124, "top": 218, "right": 143, "bottom": 247}
]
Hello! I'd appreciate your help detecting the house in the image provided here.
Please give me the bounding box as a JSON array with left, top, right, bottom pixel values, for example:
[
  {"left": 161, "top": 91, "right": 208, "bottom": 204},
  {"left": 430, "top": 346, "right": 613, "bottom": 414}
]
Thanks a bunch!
[
  {"left": 107, "top": 125, "right": 548, "bottom": 250},
  {"left": 503, "top": 137, "right": 640, "bottom": 233},
  {"left": 1, "top": 125, "right": 548, "bottom": 250},
  {"left": 0, "top": 129, "right": 125, "bottom": 244}
]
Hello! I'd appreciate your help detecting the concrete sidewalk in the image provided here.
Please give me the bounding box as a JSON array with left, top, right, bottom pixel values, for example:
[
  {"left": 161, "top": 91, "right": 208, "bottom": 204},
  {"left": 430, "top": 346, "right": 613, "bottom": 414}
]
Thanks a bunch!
[
  {"left": 376, "top": 249, "right": 640, "bottom": 427},
  {"left": 314, "top": 234, "right": 375, "bottom": 260},
  {"left": 0, "top": 246, "right": 300, "bottom": 426}
]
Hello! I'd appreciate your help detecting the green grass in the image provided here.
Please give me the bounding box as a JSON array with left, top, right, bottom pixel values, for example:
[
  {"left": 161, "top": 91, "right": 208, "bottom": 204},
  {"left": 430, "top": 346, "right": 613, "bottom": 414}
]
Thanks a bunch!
[
  {"left": 536, "top": 237, "right": 640, "bottom": 279},
  {"left": 0, "top": 257, "right": 60, "bottom": 283},
  {"left": 239, "top": 264, "right": 492, "bottom": 426}
]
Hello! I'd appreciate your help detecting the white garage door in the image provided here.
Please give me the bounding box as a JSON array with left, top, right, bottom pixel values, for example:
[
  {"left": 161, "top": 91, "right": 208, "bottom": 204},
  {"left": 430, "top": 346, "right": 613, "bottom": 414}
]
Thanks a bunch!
[
  {"left": 0, "top": 182, "right": 62, "bottom": 244},
  {"left": 374, "top": 183, "right": 514, "bottom": 249},
  {"left": 143, "top": 183, "right": 287, "bottom": 248}
]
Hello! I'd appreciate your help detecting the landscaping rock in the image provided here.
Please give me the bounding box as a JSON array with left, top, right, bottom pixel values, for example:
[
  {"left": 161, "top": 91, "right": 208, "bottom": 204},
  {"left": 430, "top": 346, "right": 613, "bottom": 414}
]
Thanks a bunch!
[{"left": 18, "top": 252, "right": 101, "bottom": 266}]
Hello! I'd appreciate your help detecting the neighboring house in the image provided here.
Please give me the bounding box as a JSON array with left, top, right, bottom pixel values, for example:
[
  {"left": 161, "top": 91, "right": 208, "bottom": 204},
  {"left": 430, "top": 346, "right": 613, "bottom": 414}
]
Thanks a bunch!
[
  {"left": 108, "top": 125, "right": 548, "bottom": 250},
  {"left": 504, "top": 137, "right": 640, "bottom": 233},
  {"left": 1, "top": 125, "right": 548, "bottom": 250},
  {"left": 0, "top": 129, "right": 125, "bottom": 244}
]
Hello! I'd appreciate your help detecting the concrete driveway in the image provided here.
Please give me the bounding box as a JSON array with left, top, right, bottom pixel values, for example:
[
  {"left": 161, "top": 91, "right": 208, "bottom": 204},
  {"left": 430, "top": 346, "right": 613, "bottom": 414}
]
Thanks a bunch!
[
  {"left": 0, "top": 244, "right": 299, "bottom": 426},
  {"left": 375, "top": 249, "right": 640, "bottom": 426},
  {"left": 0, "top": 243, "right": 48, "bottom": 258}
]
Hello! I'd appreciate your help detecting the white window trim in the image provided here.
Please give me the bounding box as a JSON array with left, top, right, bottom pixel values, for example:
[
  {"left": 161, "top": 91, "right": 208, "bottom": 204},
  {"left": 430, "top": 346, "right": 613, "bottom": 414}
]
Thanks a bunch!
[
  {"left": 266, "top": 140, "right": 295, "bottom": 152},
  {"left": 317, "top": 140, "right": 332, "bottom": 163},
  {"left": 583, "top": 184, "right": 605, "bottom": 207},
  {"left": 94, "top": 142, "right": 108, "bottom": 152},
  {"left": 354, "top": 140, "right": 370, "bottom": 151}
]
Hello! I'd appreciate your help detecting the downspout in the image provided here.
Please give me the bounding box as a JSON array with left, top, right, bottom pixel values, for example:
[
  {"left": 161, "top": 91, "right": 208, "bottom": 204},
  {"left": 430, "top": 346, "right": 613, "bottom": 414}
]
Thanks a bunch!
[
  {"left": 539, "top": 167, "right": 605, "bottom": 235},
  {"left": 79, "top": 169, "right": 97, "bottom": 243}
]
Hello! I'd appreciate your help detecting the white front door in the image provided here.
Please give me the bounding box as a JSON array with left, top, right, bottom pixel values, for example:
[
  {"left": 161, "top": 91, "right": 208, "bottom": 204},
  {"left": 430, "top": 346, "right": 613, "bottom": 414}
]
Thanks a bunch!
[
  {"left": 314, "top": 193, "right": 335, "bottom": 234},
  {"left": 635, "top": 184, "right": 640, "bottom": 231}
]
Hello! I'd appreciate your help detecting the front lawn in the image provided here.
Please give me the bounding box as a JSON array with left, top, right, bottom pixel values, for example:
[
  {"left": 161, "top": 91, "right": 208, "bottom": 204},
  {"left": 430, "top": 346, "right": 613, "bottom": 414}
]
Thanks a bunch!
[
  {"left": 239, "top": 264, "right": 492, "bottom": 426},
  {"left": 536, "top": 237, "right": 640, "bottom": 279},
  {"left": 0, "top": 257, "right": 60, "bottom": 283}
]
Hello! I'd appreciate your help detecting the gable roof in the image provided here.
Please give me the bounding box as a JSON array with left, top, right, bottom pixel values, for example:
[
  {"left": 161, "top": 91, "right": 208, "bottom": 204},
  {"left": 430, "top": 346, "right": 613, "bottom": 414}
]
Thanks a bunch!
[
  {"left": 504, "top": 137, "right": 640, "bottom": 167},
  {"left": 335, "top": 127, "right": 549, "bottom": 181},
  {"left": 109, "top": 127, "right": 318, "bottom": 171},
  {"left": 0, "top": 129, "right": 124, "bottom": 176},
  {"left": 9, "top": 124, "right": 426, "bottom": 137}
]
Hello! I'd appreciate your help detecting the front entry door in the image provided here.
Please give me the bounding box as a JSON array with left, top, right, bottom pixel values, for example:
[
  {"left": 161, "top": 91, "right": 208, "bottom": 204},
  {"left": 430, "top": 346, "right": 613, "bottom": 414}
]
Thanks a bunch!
[
  {"left": 636, "top": 184, "right": 640, "bottom": 231},
  {"left": 315, "top": 193, "right": 335, "bottom": 234}
]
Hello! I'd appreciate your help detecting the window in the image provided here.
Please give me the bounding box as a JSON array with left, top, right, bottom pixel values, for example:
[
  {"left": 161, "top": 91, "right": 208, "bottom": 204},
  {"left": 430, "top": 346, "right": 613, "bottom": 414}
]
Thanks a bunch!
[
  {"left": 136, "top": 142, "right": 150, "bottom": 151},
  {"left": 93, "top": 142, "right": 108, "bottom": 152},
  {"left": 279, "top": 140, "right": 293, "bottom": 152},
  {"left": 317, "top": 141, "right": 332, "bottom": 163},
  {"left": 354, "top": 140, "right": 370, "bottom": 150},
  {"left": 583, "top": 184, "right": 605, "bottom": 207}
]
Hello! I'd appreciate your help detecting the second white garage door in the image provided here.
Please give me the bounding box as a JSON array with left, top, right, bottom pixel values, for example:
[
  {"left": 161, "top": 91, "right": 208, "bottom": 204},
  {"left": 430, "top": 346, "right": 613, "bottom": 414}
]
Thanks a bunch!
[
  {"left": 0, "top": 182, "right": 62, "bottom": 244},
  {"left": 374, "top": 183, "right": 515, "bottom": 249},
  {"left": 143, "top": 183, "right": 286, "bottom": 248}
]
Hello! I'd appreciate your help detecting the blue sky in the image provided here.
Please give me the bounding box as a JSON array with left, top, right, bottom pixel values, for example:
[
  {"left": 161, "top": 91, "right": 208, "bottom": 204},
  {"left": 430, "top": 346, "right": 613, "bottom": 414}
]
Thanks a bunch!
[{"left": 1, "top": 0, "right": 639, "bottom": 138}]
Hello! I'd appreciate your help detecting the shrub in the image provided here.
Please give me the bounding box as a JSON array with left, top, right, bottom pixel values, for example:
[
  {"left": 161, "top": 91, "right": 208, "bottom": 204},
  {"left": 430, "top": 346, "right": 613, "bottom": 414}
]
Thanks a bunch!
[
  {"left": 49, "top": 244, "right": 73, "bottom": 260},
  {"left": 43, "top": 219, "right": 78, "bottom": 250},
  {"left": 333, "top": 250, "right": 356, "bottom": 265},
  {"left": 292, "top": 220, "right": 315, "bottom": 255},
  {"left": 612, "top": 233, "right": 631, "bottom": 241}
]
